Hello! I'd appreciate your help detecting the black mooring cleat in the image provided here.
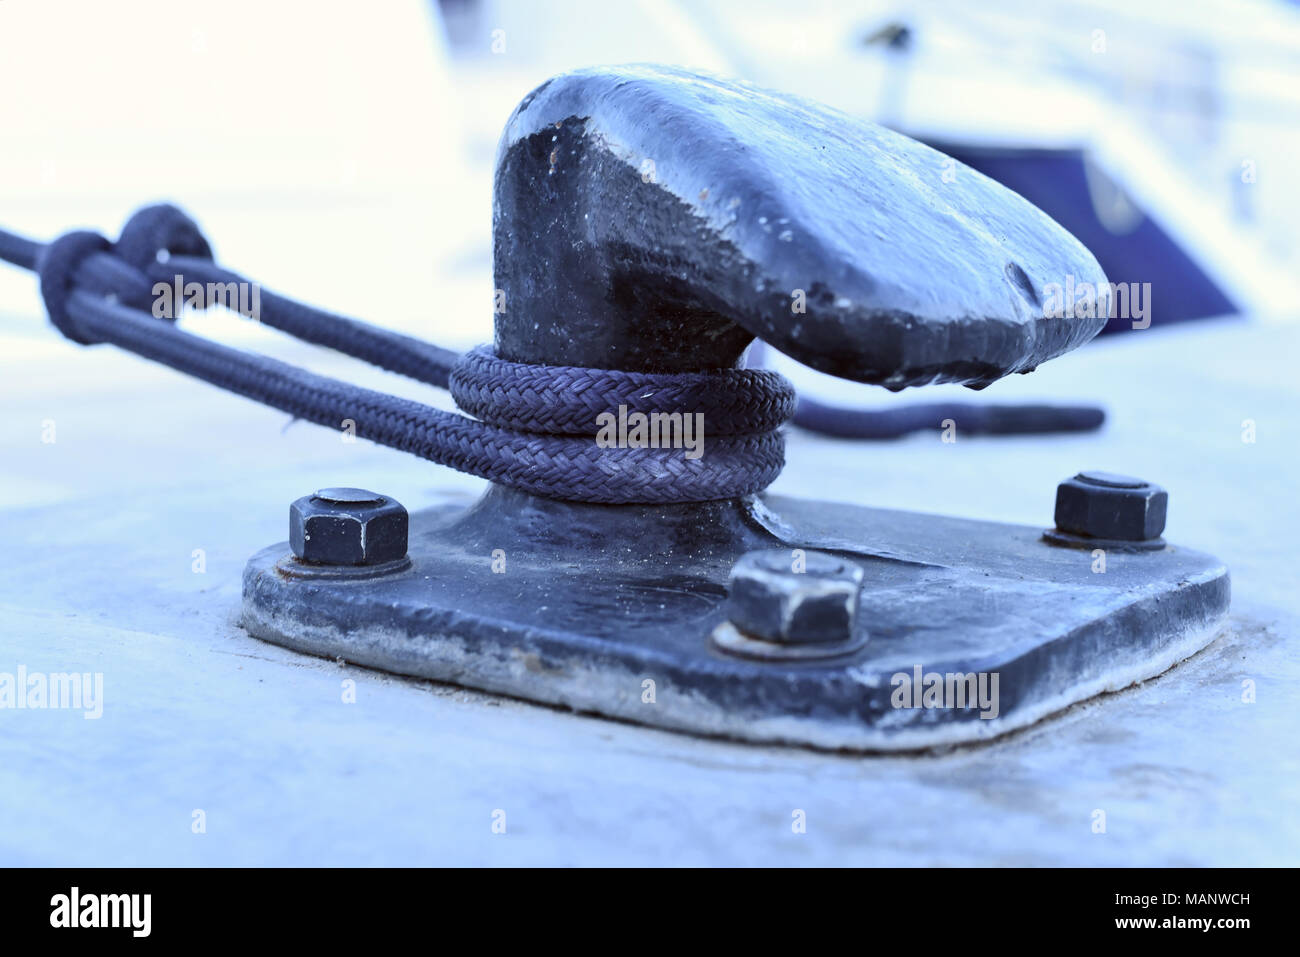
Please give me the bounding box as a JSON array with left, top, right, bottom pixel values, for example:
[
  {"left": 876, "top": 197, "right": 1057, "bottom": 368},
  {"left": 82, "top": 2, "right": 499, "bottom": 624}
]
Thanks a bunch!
[
  {"left": 493, "top": 64, "right": 1110, "bottom": 388},
  {"left": 243, "top": 67, "right": 1227, "bottom": 751}
]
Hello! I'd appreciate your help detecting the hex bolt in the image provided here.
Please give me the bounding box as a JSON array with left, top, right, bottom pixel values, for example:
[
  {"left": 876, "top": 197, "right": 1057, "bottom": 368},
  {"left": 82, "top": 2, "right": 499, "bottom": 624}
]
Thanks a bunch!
[
  {"left": 1053, "top": 471, "right": 1167, "bottom": 542},
  {"left": 289, "top": 488, "right": 408, "bottom": 566},
  {"left": 725, "top": 549, "right": 864, "bottom": 645}
]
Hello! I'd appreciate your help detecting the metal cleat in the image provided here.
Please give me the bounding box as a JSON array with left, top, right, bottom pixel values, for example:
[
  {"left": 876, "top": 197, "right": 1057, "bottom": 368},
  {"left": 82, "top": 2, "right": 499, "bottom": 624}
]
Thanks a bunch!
[{"left": 241, "top": 66, "right": 1229, "bottom": 750}]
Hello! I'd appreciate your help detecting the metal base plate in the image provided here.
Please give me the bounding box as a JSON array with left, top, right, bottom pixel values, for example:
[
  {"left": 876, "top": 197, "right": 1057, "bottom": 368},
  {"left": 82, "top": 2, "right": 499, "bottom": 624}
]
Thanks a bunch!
[{"left": 241, "top": 487, "right": 1230, "bottom": 751}]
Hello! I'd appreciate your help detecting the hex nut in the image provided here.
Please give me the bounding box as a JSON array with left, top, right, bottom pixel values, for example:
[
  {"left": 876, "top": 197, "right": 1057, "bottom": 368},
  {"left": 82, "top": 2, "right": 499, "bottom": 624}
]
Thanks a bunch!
[
  {"left": 725, "top": 549, "right": 864, "bottom": 644},
  {"left": 1054, "top": 471, "right": 1167, "bottom": 542},
  {"left": 289, "top": 488, "right": 408, "bottom": 566}
]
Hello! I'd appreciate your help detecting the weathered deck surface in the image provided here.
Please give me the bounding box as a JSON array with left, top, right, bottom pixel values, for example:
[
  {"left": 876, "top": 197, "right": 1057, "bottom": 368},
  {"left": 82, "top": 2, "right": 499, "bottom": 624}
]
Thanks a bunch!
[{"left": 1, "top": 295, "right": 1294, "bottom": 865}]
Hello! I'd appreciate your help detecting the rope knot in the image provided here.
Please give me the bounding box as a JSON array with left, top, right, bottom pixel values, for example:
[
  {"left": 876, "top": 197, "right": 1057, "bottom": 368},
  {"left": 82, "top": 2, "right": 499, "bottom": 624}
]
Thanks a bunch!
[
  {"left": 37, "top": 230, "right": 113, "bottom": 345},
  {"left": 115, "top": 204, "right": 213, "bottom": 271},
  {"left": 37, "top": 204, "right": 215, "bottom": 346}
]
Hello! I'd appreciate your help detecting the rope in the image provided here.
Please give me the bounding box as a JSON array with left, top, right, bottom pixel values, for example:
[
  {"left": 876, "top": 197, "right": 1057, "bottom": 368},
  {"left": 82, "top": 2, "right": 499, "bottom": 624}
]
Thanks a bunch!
[
  {"left": 1, "top": 204, "right": 789, "bottom": 504},
  {"left": 449, "top": 347, "right": 793, "bottom": 436},
  {"left": 0, "top": 203, "right": 1104, "bottom": 502},
  {"left": 744, "top": 342, "right": 1106, "bottom": 440},
  {"left": 793, "top": 396, "right": 1105, "bottom": 438}
]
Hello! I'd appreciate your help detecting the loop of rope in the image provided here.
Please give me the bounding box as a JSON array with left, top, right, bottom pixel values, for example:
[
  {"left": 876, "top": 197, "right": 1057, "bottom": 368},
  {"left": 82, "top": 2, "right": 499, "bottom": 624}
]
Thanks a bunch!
[
  {"left": 449, "top": 346, "right": 795, "bottom": 436},
  {"left": 114, "top": 203, "right": 214, "bottom": 269},
  {"left": 35, "top": 205, "right": 219, "bottom": 345},
  {"left": 37, "top": 230, "right": 113, "bottom": 345},
  {"left": 9, "top": 204, "right": 789, "bottom": 504}
]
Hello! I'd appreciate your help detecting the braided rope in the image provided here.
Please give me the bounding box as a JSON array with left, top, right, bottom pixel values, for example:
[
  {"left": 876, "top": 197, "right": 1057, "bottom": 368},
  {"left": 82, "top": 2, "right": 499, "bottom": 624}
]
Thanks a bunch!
[
  {"left": 3, "top": 204, "right": 790, "bottom": 504},
  {"left": 64, "top": 293, "right": 785, "bottom": 503},
  {"left": 450, "top": 346, "right": 794, "bottom": 436}
]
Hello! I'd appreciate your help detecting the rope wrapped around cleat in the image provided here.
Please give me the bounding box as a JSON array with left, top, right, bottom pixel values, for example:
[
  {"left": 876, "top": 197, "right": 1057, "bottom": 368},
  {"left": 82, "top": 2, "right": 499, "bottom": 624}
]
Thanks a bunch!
[{"left": 2, "top": 204, "right": 792, "bottom": 504}]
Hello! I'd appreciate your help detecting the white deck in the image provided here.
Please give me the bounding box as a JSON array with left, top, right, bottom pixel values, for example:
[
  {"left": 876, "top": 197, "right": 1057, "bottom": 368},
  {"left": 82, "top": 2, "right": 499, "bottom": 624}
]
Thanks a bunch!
[{"left": 1, "top": 309, "right": 1295, "bottom": 865}]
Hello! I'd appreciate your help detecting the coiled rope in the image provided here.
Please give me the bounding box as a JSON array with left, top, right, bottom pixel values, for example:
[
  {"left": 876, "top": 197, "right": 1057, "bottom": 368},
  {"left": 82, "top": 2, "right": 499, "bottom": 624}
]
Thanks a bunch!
[
  {"left": 1, "top": 204, "right": 794, "bottom": 503},
  {"left": 0, "top": 203, "right": 1102, "bottom": 504}
]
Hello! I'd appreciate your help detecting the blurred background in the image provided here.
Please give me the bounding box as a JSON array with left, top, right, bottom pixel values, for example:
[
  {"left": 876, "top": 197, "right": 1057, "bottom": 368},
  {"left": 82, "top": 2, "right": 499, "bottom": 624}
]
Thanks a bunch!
[
  {"left": 439, "top": 0, "right": 1300, "bottom": 333},
  {"left": 4, "top": 0, "right": 1297, "bottom": 330}
]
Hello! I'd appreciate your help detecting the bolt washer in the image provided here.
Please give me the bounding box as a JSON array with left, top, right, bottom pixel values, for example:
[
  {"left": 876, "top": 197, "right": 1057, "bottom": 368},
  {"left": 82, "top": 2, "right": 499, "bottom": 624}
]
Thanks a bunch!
[{"left": 710, "top": 620, "right": 868, "bottom": 661}]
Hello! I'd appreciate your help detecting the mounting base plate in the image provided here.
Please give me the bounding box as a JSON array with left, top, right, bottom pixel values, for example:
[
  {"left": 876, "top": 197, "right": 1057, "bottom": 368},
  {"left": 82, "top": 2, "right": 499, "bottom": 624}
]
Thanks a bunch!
[{"left": 240, "top": 487, "right": 1229, "bottom": 751}]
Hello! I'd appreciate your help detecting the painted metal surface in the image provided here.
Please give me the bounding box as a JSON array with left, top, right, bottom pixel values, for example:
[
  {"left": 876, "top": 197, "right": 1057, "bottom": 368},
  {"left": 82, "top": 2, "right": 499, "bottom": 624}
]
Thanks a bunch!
[
  {"left": 241, "top": 489, "right": 1228, "bottom": 750},
  {"left": 494, "top": 65, "right": 1110, "bottom": 387}
]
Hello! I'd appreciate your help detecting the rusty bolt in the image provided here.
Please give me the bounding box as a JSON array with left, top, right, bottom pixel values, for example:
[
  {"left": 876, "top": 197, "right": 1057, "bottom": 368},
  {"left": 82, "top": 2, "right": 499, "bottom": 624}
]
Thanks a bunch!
[
  {"left": 1054, "top": 471, "right": 1167, "bottom": 542},
  {"left": 289, "top": 488, "right": 408, "bottom": 566},
  {"left": 725, "top": 549, "right": 864, "bottom": 644}
]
